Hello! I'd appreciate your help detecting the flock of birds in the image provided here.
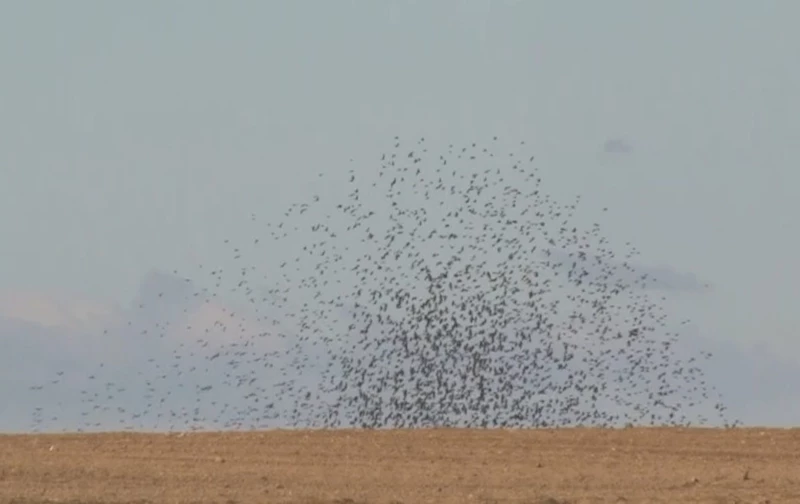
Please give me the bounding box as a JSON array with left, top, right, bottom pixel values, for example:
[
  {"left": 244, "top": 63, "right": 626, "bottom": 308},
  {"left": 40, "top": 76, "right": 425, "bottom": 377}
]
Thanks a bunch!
[{"left": 27, "top": 137, "right": 739, "bottom": 432}]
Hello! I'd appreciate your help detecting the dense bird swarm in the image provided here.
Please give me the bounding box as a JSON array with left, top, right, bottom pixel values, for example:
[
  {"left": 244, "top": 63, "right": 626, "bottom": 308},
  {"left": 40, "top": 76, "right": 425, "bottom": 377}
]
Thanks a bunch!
[{"left": 27, "top": 137, "right": 738, "bottom": 432}]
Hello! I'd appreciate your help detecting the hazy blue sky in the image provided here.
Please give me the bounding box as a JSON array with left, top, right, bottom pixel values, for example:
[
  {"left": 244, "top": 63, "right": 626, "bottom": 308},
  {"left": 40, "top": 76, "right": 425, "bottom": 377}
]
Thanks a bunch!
[{"left": 2, "top": 1, "right": 800, "bottom": 430}]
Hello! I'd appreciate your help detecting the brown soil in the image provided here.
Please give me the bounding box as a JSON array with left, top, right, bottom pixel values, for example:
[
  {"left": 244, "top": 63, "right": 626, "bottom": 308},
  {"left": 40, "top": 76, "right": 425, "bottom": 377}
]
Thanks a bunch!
[{"left": 1, "top": 428, "right": 798, "bottom": 503}]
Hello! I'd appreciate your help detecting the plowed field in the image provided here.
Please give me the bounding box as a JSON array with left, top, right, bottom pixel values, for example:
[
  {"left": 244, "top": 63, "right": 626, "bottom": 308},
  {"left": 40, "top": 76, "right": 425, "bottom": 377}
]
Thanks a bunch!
[{"left": 2, "top": 428, "right": 798, "bottom": 503}]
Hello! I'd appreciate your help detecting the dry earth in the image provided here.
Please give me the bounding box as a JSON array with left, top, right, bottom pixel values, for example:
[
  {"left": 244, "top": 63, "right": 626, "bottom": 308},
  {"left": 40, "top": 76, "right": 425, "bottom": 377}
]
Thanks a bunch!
[{"left": 1, "top": 428, "right": 799, "bottom": 503}]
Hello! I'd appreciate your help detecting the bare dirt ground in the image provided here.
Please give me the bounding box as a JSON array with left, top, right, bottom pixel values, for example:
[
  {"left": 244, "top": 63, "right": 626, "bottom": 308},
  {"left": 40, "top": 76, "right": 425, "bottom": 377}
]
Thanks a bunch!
[{"left": 1, "top": 428, "right": 799, "bottom": 504}]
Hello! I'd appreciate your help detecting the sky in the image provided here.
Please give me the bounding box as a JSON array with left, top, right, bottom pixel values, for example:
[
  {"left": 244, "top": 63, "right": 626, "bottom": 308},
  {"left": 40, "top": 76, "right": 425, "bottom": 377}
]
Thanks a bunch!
[{"left": 2, "top": 1, "right": 800, "bottom": 430}]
